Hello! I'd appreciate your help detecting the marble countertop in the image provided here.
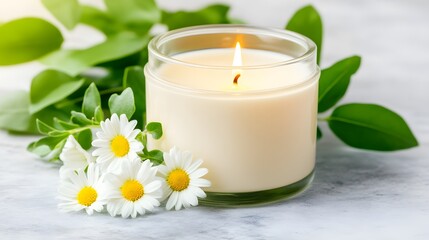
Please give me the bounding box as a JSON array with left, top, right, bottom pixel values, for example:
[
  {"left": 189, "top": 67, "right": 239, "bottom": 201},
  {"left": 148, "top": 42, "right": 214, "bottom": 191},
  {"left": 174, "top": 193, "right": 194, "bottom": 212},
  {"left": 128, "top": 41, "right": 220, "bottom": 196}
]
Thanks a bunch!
[{"left": 1, "top": 0, "right": 428, "bottom": 239}]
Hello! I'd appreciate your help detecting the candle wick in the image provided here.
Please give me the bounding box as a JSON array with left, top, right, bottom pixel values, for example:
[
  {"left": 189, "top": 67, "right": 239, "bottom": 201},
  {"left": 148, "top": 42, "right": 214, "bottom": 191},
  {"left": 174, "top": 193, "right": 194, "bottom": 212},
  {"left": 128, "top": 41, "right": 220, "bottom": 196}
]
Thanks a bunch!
[{"left": 233, "top": 74, "right": 241, "bottom": 85}]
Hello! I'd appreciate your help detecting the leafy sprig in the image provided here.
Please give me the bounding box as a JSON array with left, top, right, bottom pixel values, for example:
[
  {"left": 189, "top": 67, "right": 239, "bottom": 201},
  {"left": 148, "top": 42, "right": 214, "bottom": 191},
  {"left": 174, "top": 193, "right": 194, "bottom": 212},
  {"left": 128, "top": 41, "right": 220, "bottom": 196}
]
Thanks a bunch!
[
  {"left": 286, "top": 5, "right": 418, "bottom": 150},
  {"left": 28, "top": 82, "right": 164, "bottom": 164},
  {"left": 0, "top": 0, "right": 418, "bottom": 152}
]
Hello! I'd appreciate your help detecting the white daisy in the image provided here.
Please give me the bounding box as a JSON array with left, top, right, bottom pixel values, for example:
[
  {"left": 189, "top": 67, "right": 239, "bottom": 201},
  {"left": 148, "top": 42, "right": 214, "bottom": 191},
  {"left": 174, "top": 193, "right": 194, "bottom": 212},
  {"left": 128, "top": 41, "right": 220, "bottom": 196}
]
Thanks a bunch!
[
  {"left": 158, "top": 146, "right": 211, "bottom": 211},
  {"left": 59, "top": 135, "right": 95, "bottom": 177},
  {"left": 92, "top": 114, "right": 143, "bottom": 172},
  {"left": 58, "top": 163, "right": 106, "bottom": 215},
  {"left": 105, "top": 157, "right": 162, "bottom": 218}
]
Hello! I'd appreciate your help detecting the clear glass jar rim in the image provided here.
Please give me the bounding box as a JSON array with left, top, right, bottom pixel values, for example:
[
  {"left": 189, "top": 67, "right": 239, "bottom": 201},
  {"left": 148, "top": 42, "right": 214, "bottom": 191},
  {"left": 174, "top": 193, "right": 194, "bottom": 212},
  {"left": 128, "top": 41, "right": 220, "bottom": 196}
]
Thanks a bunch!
[
  {"left": 145, "top": 65, "right": 320, "bottom": 97},
  {"left": 148, "top": 24, "right": 317, "bottom": 70}
]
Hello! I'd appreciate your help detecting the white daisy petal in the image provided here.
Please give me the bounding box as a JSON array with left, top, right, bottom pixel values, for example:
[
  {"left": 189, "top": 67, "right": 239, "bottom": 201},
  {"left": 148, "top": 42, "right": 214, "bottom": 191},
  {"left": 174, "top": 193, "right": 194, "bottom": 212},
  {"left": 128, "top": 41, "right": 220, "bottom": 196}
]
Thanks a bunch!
[
  {"left": 181, "top": 152, "right": 192, "bottom": 167},
  {"left": 57, "top": 163, "right": 105, "bottom": 215},
  {"left": 106, "top": 201, "right": 116, "bottom": 216},
  {"left": 59, "top": 181, "right": 80, "bottom": 192},
  {"left": 86, "top": 208, "right": 94, "bottom": 215},
  {"left": 123, "top": 119, "right": 138, "bottom": 137},
  {"left": 119, "top": 114, "right": 129, "bottom": 128},
  {"left": 186, "top": 159, "right": 204, "bottom": 174},
  {"left": 113, "top": 200, "right": 125, "bottom": 216},
  {"left": 183, "top": 189, "right": 198, "bottom": 206},
  {"left": 156, "top": 165, "right": 168, "bottom": 176},
  {"left": 160, "top": 147, "right": 211, "bottom": 211},
  {"left": 143, "top": 195, "right": 161, "bottom": 208},
  {"left": 191, "top": 178, "right": 212, "bottom": 188},
  {"left": 105, "top": 158, "right": 162, "bottom": 218},
  {"left": 189, "top": 168, "right": 208, "bottom": 179},
  {"left": 92, "top": 114, "right": 144, "bottom": 172},
  {"left": 188, "top": 186, "right": 207, "bottom": 198},
  {"left": 68, "top": 171, "right": 86, "bottom": 188},
  {"left": 58, "top": 203, "right": 84, "bottom": 213},
  {"left": 163, "top": 153, "right": 174, "bottom": 167},
  {"left": 182, "top": 198, "right": 191, "bottom": 209},
  {"left": 130, "top": 141, "right": 144, "bottom": 152},
  {"left": 144, "top": 181, "right": 162, "bottom": 194},
  {"left": 96, "top": 131, "right": 107, "bottom": 140},
  {"left": 128, "top": 129, "right": 141, "bottom": 140},
  {"left": 91, "top": 139, "right": 108, "bottom": 148},
  {"left": 59, "top": 135, "right": 93, "bottom": 172},
  {"left": 92, "top": 202, "right": 104, "bottom": 212},
  {"left": 105, "top": 119, "right": 116, "bottom": 137},
  {"left": 58, "top": 188, "right": 77, "bottom": 199},
  {"left": 175, "top": 194, "right": 183, "bottom": 210},
  {"left": 122, "top": 201, "right": 133, "bottom": 218},
  {"left": 137, "top": 164, "right": 152, "bottom": 183},
  {"left": 139, "top": 198, "right": 155, "bottom": 212},
  {"left": 160, "top": 187, "right": 173, "bottom": 202},
  {"left": 166, "top": 191, "right": 179, "bottom": 211}
]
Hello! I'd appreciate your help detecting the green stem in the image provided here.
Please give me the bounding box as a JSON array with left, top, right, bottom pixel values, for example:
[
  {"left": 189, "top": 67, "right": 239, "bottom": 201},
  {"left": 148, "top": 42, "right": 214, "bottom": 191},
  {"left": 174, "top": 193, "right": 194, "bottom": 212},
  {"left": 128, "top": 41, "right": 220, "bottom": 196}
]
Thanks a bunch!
[
  {"left": 67, "top": 125, "right": 99, "bottom": 134},
  {"left": 55, "top": 87, "right": 124, "bottom": 109},
  {"left": 318, "top": 116, "right": 329, "bottom": 121},
  {"left": 137, "top": 153, "right": 164, "bottom": 165},
  {"left": 100, "top": 87, "right": 124, "bottom": 96}
]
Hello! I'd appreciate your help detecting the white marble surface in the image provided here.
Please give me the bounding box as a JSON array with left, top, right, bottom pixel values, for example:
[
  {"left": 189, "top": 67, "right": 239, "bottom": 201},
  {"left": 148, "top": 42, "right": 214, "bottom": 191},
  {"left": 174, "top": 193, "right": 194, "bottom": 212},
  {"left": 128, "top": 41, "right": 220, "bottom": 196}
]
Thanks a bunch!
[{"left": 1, "top": 0, "right": 429, "bottom": 239}]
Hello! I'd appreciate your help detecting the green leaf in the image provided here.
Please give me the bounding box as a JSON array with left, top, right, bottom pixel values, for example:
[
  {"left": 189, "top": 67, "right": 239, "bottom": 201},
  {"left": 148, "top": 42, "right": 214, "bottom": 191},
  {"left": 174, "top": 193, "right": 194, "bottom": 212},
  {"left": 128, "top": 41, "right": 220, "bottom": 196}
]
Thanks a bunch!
[
  {"left": 53, "top": 118, "right": 79, "bottom": 130},
  {"left": 80, "top": 5, "right": 122, "bottom": 36},
  {"left": 41, "top": 32, "right": 149, "bottom": 76},
  {"left": 76, "top": 129, "right": 92, "bottom": 150},
  {"left": 82, "top": 83, "right": 101, "bottom": 119},
  {"left": 142, "top": 150, "right": 164, "bottom": 165},
  {"left": 29, "top": 70, "right": 84, "bottom": 114},
  {"left": 94, "top": 106, "right": 104, "bottom": 122},
  {"left": 286, "top": 5, "right": 323, "bottom": 64},
  {"left": 123, "top": 66, "right": 145, "bottom": 127},
  {"left": 317, "top": 126, "right": 322, "bottom": 140},
  {"left": 49, "top": 138, "right": 67, "bottom": 161},
  {"left": 71, "top": 111, "right": 93, "bottom": 126},
  {"left": 318, "top": 56, "right": 361, "bottom": 112},
  {"left": 0, "top": 91, "right": 34, "bottom": 132},
  {"left": 35, "top": 107, "right": 69, "bottom": 133},
  {"left": 0, "top": 90, "right": 69, "bottom": 133},
  {"left": 162, "top": 4, "right": 230, "bottom": 30},
  {"left": 48, "top": 130, "right": 68, "bottom": 137},
  {"left": 41, "top": 0, "right": 81, "bottom": 30},
  {"left": 104, "top": 0, "right": 161, "bottom": 35},
  {"left": 146, "top": 122, "right": 163, "bottom": 140},
  {"left": 0, "top": 18, "right": 63, "bottom": 65},
  {"left": 327, "top": 103, "right": 418, "bottom": 151},
  {"left": 228, "top": 17, "right": 246, "bottom": 24},
  {"left": 28, "top": 136, "right": 62, "bottom": 151},
  {"left": 36, "top": 119, "right": 56, "bottom": 135},
  {"left": 27, "top": 144, "right": 51, "bottom": 158},
  {"left": 79, "top": 67, "right": 124, "bottom": 89},
  {"left": 28, "top": 136, "right": 67, "bottom": 159},
  {"left": 108, "top": 88, "right": 135, "bottom": 119},
  {"left": 138, "top": 132, "right": 148, "bottom": 147}
]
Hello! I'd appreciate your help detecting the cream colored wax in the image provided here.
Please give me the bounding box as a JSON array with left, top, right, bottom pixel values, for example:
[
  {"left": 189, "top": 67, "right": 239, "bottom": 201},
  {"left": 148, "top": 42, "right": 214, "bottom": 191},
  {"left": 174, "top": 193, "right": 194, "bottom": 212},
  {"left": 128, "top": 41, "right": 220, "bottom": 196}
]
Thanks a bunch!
[{"left": 146, "top": 48, "right": 318, "bottom": 193}]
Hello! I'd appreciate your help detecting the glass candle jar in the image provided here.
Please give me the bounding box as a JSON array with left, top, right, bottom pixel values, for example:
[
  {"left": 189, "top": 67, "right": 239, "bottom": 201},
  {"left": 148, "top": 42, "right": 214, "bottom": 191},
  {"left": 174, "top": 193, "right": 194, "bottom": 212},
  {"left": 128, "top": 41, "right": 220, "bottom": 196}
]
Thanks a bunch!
[{"left": 145, "top": 25, "right": 319, "bottom": 206}]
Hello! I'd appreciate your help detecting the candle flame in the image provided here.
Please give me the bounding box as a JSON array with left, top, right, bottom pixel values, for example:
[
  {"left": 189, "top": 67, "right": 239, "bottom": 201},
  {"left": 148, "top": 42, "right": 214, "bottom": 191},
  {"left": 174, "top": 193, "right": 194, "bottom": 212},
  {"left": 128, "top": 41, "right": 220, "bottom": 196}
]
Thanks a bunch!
[
  {"left": 233, "top": 42, "right": 242, "bottom": 67},
  {"left": 232, "top": 42, "right": 242, "bottom": 85}
]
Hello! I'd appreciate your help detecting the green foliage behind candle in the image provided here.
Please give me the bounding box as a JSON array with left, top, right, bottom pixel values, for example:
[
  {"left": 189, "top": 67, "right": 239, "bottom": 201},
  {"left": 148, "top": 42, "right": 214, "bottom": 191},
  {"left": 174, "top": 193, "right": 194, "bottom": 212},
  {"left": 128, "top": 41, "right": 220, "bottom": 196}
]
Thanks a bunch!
[{"left": 0, "top": 0, "right": 418, "bottom": 152}]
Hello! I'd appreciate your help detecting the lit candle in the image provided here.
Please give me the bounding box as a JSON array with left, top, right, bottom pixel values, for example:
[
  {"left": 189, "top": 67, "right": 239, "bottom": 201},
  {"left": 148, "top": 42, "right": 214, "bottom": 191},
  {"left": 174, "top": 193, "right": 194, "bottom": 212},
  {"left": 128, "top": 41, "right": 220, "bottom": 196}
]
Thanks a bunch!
[
  {"left": 232, "top": 42, "right": 242, "bottom": 87},
  {"left": 145, "top": 25, "right": 319, "bottom": 206}
]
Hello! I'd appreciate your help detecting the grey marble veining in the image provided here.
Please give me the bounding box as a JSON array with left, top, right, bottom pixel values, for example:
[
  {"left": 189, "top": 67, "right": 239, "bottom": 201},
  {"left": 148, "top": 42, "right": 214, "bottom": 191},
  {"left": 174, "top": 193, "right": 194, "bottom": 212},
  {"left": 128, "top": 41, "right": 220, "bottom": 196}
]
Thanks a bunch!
[{"left": 1, "top": 0, "right": 429, "bottom": 239}]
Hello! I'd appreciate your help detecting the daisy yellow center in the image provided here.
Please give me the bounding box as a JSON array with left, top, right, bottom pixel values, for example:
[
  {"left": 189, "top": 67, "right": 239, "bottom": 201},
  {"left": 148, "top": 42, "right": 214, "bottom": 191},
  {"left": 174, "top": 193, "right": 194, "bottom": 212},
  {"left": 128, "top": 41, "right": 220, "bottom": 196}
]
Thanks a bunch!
[
  {"left": 167, "top": 169, "right": 190, "bottom": 191},
  {"left": 77, "top": 186, "right": 97, "bottom": 207},
  {"left": 111, "top": 135, "right": 130, "bottom": 157},
  {"left": 121, "top": 179, "right": 144, "bottom": 201}
]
